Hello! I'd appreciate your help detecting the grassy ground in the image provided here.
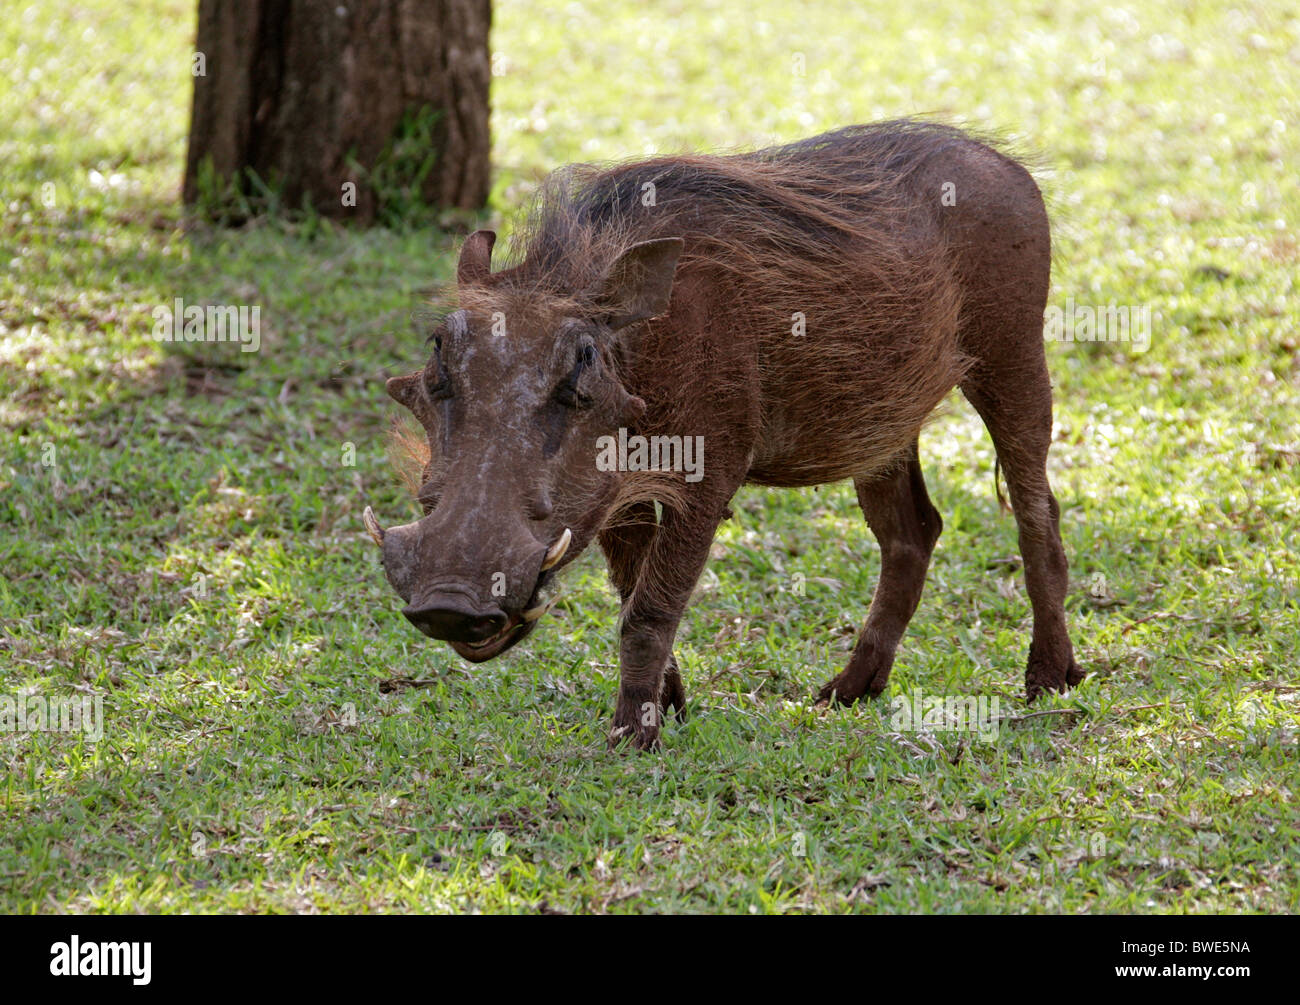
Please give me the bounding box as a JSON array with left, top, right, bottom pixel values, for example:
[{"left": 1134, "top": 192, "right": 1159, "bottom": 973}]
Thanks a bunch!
[{"left": 1, "top": 0, "right": 1297, "bottom": 913}]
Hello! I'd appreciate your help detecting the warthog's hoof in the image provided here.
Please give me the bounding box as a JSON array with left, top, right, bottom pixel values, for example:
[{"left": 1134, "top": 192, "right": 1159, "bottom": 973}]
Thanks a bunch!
[
  {"left": 607, "top": 690, "right": 662, "bottom": 752},
  {"left": 1025, "top": 650, "right": 1086, "bottom": 702},
  {"left": 816, "top": 649, "right": 893, "bottom": 707}
]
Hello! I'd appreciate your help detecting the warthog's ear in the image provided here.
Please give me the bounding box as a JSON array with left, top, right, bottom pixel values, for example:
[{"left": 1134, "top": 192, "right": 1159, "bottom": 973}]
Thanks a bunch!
[
  {"left": 594, "top": 238, "right": 684, "bottom": 332},
  {"left": 386, "top": 372, "right": 422, "bottom": 409},
  {"left": 457, "top": 229, "right": 496, "bottom": 286}
]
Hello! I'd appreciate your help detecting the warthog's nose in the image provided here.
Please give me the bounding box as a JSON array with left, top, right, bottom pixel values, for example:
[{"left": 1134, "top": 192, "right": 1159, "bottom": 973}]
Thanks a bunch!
[{"left": 402, "top": 599, "right": 508, "bottom": 643}]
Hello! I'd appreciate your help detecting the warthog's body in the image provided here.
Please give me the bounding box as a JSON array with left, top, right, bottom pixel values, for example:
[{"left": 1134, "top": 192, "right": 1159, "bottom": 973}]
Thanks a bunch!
[{"left": 369, "top": 121, "right": 1083, "bottom": 749}]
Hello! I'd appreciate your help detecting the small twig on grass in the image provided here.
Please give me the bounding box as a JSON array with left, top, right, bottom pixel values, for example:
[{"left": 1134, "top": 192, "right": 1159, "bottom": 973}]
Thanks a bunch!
[
  {"left": 1166, "top": 653, "right": 1226, "bottom": 669},
  {"left": 997, "top": 700, "right": 1184, "bottom": 727},
  {"left": 1120, "top": 611, "right": 1203, "bottom": 634},
  {"left": 706, "top": 659, "right": 752, "bottom": 687},
  {"left": 441, "top": 822, "right": 523, "bottom": 832},
  {"left": 1122, "top": 611, "right": 1252, "bottom": 635},
  {"left": 1121, "top": 611, "right": 1168, "bottom": 633},
  {"left": 1245, "top": 680, "right": 1299, "bottom": 694},
  {"left": 1114, "top": 702, "right": 1186, "bottom": 714},
  {"left": 995, "top": 707, "right": 1086, "bottom": 725},
  {"left": 378, "top": 677, "right": 438, "bottom": 692},
  {"left": 377, "top": 671, "right": 468, "bottom": 693}
]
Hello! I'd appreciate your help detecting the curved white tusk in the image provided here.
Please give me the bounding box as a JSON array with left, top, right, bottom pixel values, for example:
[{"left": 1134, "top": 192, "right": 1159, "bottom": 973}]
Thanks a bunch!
[
  {"left": 540, "top": 527, "right": 571, "bottom": 571},
  {"left": 363, "top": 506, "right": 386, "bottom": 547},
  {"left": 522, "top": 593, "right": 561, "bottom": 623}
]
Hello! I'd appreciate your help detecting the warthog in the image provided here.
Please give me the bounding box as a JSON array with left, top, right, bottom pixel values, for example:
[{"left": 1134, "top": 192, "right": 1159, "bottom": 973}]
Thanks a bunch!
[{"left": 365, "top": 120, "right": 1084, "bottom": 750}]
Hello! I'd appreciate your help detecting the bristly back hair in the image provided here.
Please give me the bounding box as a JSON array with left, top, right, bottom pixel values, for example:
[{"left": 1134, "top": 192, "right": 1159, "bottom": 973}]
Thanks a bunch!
[
  {"left": 400, "top": 120, "right": 1034, "bottom": 491},
  {"left": 493, "top": 120, "right": 986, "bottom": 302},
  {"left": 476, "top": 120, "right": 978, "bottom": 486}
]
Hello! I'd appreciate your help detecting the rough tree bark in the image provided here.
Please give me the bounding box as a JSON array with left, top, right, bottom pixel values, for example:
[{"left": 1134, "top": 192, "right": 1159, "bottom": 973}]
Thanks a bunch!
[{"left": 183, "top": 0, "right": 491, "bottom": 223}]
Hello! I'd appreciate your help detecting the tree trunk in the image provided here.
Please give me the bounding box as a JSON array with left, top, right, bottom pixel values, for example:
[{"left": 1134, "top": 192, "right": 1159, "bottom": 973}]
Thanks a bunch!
[{"left": 183, "top": 0, "right": 491, "bottom": 223}]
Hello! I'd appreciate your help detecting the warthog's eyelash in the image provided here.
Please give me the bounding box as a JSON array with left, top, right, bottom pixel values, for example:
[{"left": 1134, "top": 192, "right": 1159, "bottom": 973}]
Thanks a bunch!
[{"left": 423, "top": 314, "right": 446, "bottom": 346}]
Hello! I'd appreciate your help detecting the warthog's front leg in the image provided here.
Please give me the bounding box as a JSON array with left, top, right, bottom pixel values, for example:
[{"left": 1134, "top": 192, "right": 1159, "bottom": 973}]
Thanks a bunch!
[
  {"left": 598, "top": 503, "right": 687, "bottom": 723},
  {"left": 607, "top": 499, "right": 731, "bottom": 751},
  {"left": 817, "top": 440, "right": 942, "bottom": 705}
]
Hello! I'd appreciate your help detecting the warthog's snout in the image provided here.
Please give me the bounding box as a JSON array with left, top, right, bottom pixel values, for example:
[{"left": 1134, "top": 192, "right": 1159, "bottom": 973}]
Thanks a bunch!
[
  {"left": 402, "top": 596, "right": 508, "bottom": 644},
  {"left": 363, "top": 505, "right": 572, "bottom": 662}
]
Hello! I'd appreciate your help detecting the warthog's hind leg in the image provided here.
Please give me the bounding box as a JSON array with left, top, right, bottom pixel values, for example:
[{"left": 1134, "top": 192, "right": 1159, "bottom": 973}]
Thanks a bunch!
[{"left": 962, "top": 362, "right": 1084, "bottom": 700}]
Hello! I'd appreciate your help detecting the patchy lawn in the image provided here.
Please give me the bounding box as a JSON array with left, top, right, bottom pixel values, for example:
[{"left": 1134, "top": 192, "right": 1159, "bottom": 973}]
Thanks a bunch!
[{"left": 1, "top": 0, "right": 1296, "bottom": 912}]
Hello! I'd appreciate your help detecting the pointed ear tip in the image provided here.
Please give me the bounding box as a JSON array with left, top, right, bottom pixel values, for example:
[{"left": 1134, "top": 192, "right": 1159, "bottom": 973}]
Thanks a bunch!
[
  {"left": 646, "top": 236, "right": 684, "bottom": 255},
  {"left": 622, "top": 236, "right": 683, "bottom": 258},
  {"left": 458, "top": 230, "right": 496, "bottom": 285}
]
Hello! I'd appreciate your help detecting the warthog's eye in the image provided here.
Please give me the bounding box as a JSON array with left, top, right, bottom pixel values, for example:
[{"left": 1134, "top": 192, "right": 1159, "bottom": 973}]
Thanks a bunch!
[
  {"left": 425, "top": 339, "right": 453, "bottom": 400},
  {"left": 425, "top": 369, "right": 451, "bottom": 400},
  {"left": 554, "top": 342, "right": 597, "bottom": 408}
]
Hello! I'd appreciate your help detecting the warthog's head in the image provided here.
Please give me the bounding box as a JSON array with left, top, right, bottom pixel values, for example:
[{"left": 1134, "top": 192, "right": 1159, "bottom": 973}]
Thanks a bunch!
[{"left": 364, "top": 230, "right": 683, "bottom": 661}]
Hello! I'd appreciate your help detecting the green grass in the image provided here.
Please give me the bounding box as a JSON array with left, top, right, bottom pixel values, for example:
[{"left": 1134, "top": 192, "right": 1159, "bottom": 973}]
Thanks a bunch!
[{"left": 1, "top": 0, "right": 1297, "bottom": 913}]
